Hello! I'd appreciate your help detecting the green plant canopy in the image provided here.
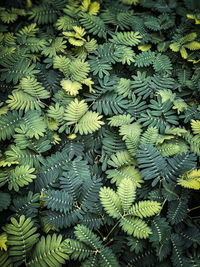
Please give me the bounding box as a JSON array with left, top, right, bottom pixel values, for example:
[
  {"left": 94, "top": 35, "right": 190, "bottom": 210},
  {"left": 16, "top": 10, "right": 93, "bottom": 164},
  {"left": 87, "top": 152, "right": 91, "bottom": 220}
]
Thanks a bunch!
[{"left": 0, "top": 0, "right": 200, "bottom": 266}]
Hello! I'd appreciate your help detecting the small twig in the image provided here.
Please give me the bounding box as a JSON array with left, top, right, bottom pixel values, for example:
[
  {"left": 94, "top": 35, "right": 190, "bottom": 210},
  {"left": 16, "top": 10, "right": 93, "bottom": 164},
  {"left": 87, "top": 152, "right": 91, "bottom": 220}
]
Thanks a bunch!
[
  {"left": 188, "top": 206, "right": 200, "bottom": 212},
  {"left": 104, "top": 221, "right": 119, "bottom": 241}
]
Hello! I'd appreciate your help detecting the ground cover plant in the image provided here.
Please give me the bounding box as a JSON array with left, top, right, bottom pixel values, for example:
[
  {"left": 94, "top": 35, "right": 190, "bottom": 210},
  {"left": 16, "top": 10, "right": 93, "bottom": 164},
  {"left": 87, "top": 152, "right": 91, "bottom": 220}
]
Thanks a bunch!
[{"left": 0, "top": 0, "right": 200, "bottom": 266}]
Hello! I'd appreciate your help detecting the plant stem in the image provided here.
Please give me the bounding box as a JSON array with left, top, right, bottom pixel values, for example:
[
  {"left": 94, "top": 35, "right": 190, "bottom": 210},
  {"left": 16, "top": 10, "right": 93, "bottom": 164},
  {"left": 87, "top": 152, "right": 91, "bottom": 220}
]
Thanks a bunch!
[
  {"left": 104, "top": 238, "right": 113, "bottom": 247},
  {"left": 96, "top": 229, "right": 104, "bottom": 240},
  {"left": 104, "top": 221, "right": 119, "bottom": 241},
  {"left": 188, "top": 206, "right": 200, "bottom": 212},
  {"left": 157, "top": 198, "right": 167, "bottom": 216},
  {"left": 190, "top": 216, "right": 200, "bottom": 219}
]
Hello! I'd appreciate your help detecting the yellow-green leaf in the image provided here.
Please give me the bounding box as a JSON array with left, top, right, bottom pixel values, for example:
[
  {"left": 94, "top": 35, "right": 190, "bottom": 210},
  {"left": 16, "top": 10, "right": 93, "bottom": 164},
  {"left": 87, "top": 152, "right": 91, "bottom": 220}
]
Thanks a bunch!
[
  {"left": 61, "top": 79, "right": 82, "bottom": 96},
  {"left": 89, "top": 2, "right": 100, "bottom": 15},
  {"left": 180, "top": 46, "right": 188, "bottom": 59},
  {"left": 138, "top": 44, "right": 151, "bottom": 51},
  {"left": 169, "top": 42, "right": 180, "bottom": 52},
  {"left": 191, "top": 119, "right": 200, "bottom": 134}
]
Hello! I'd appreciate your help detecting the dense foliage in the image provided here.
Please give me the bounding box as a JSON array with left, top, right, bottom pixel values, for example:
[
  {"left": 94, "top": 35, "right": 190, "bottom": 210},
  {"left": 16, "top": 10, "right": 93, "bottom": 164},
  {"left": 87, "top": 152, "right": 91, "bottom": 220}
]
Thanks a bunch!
[{"left": 0, "top": 0, "right": 200, "bottom": 266}]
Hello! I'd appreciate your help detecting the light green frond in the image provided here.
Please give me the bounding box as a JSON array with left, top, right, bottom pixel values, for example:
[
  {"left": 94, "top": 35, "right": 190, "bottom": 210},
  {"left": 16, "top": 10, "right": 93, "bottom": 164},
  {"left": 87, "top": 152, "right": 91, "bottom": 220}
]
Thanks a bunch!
[
  {"left": 0, "top": 103, "right": 8, "bottom": 117},
  {"left": 53, "top": 55, "right": 71, "bottom": 77},
  {"left": 56, "top": 15, "right": 76, "bottom": 31},
  {"left": 47, "top": 103, "right": 65, "bottom": 123},
  {"left": 75, "top": 111, "right": 104, "bottom": 135},
  {"left": 157, "top": 142, "right": 180, "bottom": 156},
  {"left": 64, "top": 99, "right": 88, "bottom": 125},
  {"left": 61, "top": 79, "right": 82, "bottom": 96},
  {"left": 84, "top": 37, "right": 98, "bottom": 53},
  {"left": 140, "top": 127, "right": 159, "bottom": 145},
  {"left": 181, "top": 33, "right": 197, "bottom": 43},
  {"left": 6, "top": 90, "right": 44, "bottom": 112},
  {"left": 118, "top": 45, "right": 135, "bottom": 65},
  {"left": 110, "top": 31, "right": 142, "bottom": 46},
  {"left": 127, "top": 201, "right": 161, "bottom": 218},
  {"left": 107, "top": 151, "right": 133, "bottom": 167},
  {"left": 191, "top": 119, "right": 200, "bottom": 134},
  {"left": 178, "top": 178, "right": 200, "bottom": 190},
  {"left": 108, "top": 114, "right": 134, "bottom": 127},
  {"left": 100, "top": 187, "right": 122, "bottom": 219},
  {"left": 0, "top": 11, "right": 18, "bottom": 24},
  {"left": 106, "top": 165, "right": 144, "bottom": 187},
  {"left": 19, "top": 77, "right": 50, "bottom": 99},
  {"left": 28, "top": 234, "right": 71, "bottom": 267},
  {"left": 120, "top": 217, "right": 152, "bottom": 239},
  {"left": 178, "top": 169, "right": 200, "bottom": 190},
  {"left": 74, "top": 225, "right": 101, "bottom": 249},
  {"left": 41, "top": 37, "right": 67, "bottom": 58},
  {"left": 184, "top": 41, "right": 200, "bottom": 50},
  {"left": 119, "top": 122, "right": 142, "bottom": 140},
  {"left": 22, "top": 111, "right": 47, "bottom": 139},
  {"left": 69, "top": 59, "right": 90, "bottom": 81},
  {"left": 117, "top": 178, "right": 136, "bottom": 213},
  {"left": 116, "top": 78, "right": 132, "bottom": 98},
  {"left": 120, "top": 122, "right": 142, "bottom": 156},
  {"left": 0, "top": 165, "right": 36, "bottom": 191},
  {"left": 16, "top": 23, "right": 39, "bottom": 37},
  {"left": 4, "top": 33, "right": 16, "bottom": 45},
  {"left": 158, "top": 89, "right": 176, "bottom": 103},
  {"left": 4, "top": 216, "right": 39, "bottom": 266},
  {"left": 172, "top": 99, "right": 188, "bottom": 114},
  {"left": 165, "top": 126, "right": 187, "bottom": 136}
]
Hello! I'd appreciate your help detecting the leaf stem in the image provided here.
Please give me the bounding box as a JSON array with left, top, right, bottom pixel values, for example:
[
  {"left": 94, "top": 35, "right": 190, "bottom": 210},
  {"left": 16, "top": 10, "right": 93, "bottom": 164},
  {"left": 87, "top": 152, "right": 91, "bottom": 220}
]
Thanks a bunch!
[
  {"left": 104, "top": 238, "right": 113, "bottom": 247},
  {"left": 190, "top": 216, "right": 200, "bottom": 219},
  {"left": 38, "top": 99, "right": 49, "bottom": 107},
  {"left": 188, "top": 206, "right": 200, "bottom": 212},
  {"left": 104, "top": 221, "right": 119, "bottom": 241},
  {"left": 96, "top": 229, "right": 104, "bottom": 240},
  {"left": 157, "top": 198, "right": 167, "bottom": 216}
]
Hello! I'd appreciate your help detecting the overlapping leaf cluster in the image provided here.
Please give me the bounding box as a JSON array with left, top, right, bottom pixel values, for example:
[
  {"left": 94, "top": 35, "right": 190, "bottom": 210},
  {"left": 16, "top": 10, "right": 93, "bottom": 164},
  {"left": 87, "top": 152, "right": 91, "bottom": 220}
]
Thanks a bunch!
[{"left": 0, "top": 0, "right": 200, "bottom": 266}]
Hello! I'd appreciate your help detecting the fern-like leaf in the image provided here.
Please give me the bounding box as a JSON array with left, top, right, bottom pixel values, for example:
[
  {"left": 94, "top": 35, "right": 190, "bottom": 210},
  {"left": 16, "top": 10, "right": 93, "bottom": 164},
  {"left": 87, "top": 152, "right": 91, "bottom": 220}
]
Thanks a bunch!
[
  {"left": 75, "top": 111, "right": 104, "bottom": 135},
  {"left": 120, "top": 217, "right": 152, "bottom": 239},
  {"left": 127, "top": 201, "right": 161, "bottom": 218},
  {"left": 106, "top": 165, "right": 144, "bottom": 187},
  {"left": 80, "top": 13, "right": 106, "bottom": 38},
  {"left": 28, "top": 234, "right": 71, "bottom": 267},
  {"left": 4, "top": 215, "right": 39, "bottom": 266},
  {"left": 0, "top": 165, "right": 36, "bottom": 191},
  {"left": 100, "top": 187, "right": 122, "bottom": 219},
  {"left": 64, "top": 99, "right": 88, "bottom": 125},
  {"left": 117, "top": 178, "right": 136, "bottom": 213},
  {"left": 0, "top": 111, "right": 22, "bottom": 141},
  {"left": 191, "top": 119, "right": 200, "bottom": 134},
  {"left": 107, "top": 150, "right": 133, "bottom": 167},
  {"left": 110, "top": 32, "right": 142, "bottom": 46},
  {"left": 41, "top": 189, "right": 73, "bottom": 213}
]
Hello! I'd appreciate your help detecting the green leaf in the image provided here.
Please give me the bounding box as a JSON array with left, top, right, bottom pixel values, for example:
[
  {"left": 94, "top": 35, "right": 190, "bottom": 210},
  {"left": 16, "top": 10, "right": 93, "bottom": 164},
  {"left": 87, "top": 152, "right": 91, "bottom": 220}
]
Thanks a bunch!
[
  {"left": 64, "top": 99, "right": 88, "bottom": 125},
  {"left": 5, "top": 215, "right": 39, "bottom": 266},
  {"left": 0, "top": 165, "right": 36, "bottom": 192},
  {"left": 127, "top": 201, "right": 161, "bottom": 218},
  {"left": 120, "top": 217, "right": 152, "bottom": 238},
  {"left": 28, "top": 234, "right": 71, "bottom": 267},
  {"left": 117, "top": 178, "right": 136, "bottom": 213},
  {"left": 100, "top": 187, "right": 122, "bottom": 219},
  {"left": 0, "top": 192, "right": 11, "bottom": 211},
  {"left": 110, "top": 31, "right": 142, "bottom": 46},
  {"left": 75, "top": 111, "right": 104, "bottom": 135}
]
